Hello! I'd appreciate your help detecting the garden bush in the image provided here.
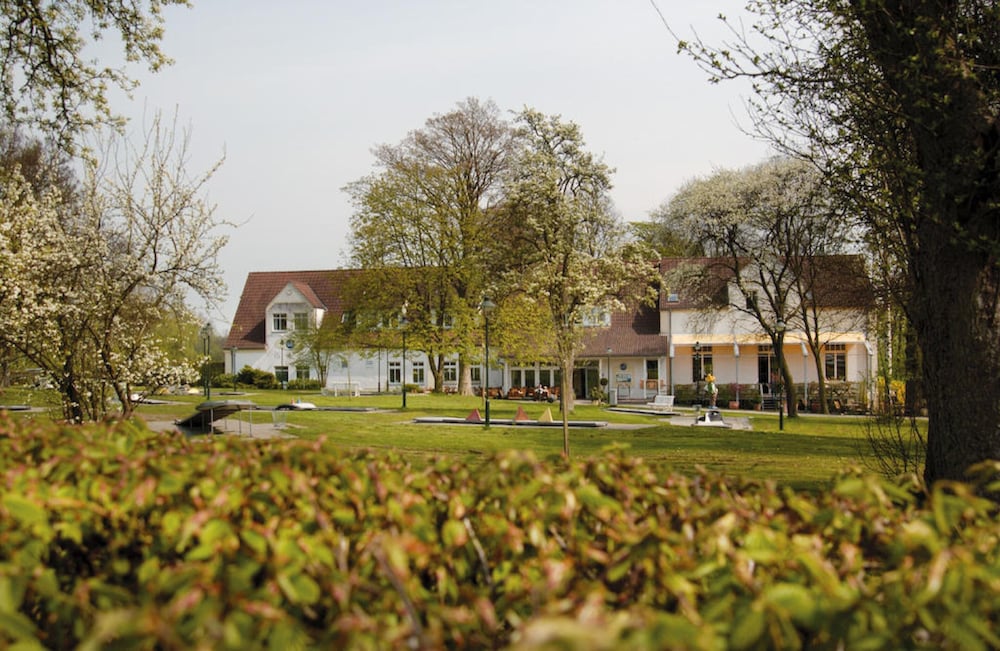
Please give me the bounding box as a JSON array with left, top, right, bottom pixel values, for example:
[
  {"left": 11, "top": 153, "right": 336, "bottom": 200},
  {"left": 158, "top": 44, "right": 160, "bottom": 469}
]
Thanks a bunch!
[
  {"left": 286, "top": 378, "right": 323, "bottom": 391},
  {"left": 211, "top": 372, "right": 236, "bottom": 388},
  {"left": 1, "top": 416, "right": 999, "bottom": 649},
  {"left": 235, "top": 365, "right": 278, "bottom": 389}
]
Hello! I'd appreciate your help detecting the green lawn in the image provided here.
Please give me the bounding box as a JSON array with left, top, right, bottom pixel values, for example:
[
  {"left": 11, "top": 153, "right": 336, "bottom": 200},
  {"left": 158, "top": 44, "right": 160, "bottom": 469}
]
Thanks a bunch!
[
  {"left": 114, "top": 389, "right": 897, "bottom": 492},
  {"left": 0, "top": 387, "right": 910, "bottom": 492}
]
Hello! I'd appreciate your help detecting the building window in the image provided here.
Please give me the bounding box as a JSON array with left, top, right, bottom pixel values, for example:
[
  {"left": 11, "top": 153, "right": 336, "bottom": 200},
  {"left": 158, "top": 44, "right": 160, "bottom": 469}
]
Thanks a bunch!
[
  {"left": 275, "top": 366, "right": 289, "bottom": 384},
  {"left": 295, "top": 365, "right": 310, "bottom": 380},
  {"left": 389, "top": 361, "right": 401, "bottom": 384},
  {"left": 293, "top": 312, "right": 309, "bottom": 330},
  {"left": 272, "top": 313, "right": 288, "bottom": 332},
  {"left": 646, "top": 359, "right": 659, "bottom": 381},
  {"left": 443, "top": 361, "right": 457, "bottom": 383},
  {"left": 825, "top": 343, "right": 847, "bottom": 381},
  {"left": 412, "top": 361, "right": 425, "bottom": 385},
  {"left": 692, "top": 346, "right": 712, "bottom": 381},
  {"left": 539, "top": 368, "right": 557, "bottom": 387},
  {"left": 471, "top": 365, "right": 482, "bottom": 384},
  {"left": 431, "top": 310, "right": 455, "bottom": 329}
]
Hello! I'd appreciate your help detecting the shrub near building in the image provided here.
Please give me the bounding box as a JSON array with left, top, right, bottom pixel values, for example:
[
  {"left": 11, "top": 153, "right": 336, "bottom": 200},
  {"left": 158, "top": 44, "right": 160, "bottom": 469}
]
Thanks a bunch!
[{"left": 0, "top": 417, "right": 998, "bottom": 649}]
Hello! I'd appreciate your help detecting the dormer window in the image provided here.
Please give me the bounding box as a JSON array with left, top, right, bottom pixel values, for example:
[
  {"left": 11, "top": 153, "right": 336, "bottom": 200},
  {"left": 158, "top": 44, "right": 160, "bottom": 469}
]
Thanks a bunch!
[
  {"left": 429, "top": 310, "right": 455, "bottom": 329},
  {"left": 273, "top": 313, "right": 288, "bottom": 332},
  {"left": 575, "top": 307, "right": 611, "bottom": 328}
]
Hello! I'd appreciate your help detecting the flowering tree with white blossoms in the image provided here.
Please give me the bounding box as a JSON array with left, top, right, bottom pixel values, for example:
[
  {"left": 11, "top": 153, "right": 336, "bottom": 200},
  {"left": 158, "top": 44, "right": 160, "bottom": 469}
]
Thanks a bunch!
[
  {"left": 499, "top": 109, "right": 657, "bottom": 456},
  {"left": 0, "top": 114, "right": 226, "bottom": 421}
]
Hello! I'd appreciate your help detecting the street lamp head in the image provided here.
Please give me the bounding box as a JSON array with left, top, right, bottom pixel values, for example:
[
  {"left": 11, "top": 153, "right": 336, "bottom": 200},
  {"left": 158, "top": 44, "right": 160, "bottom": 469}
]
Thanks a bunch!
[
  {"left": 694, "top": 341, "right": 701, "bottom": 352},
  {"left": 480, "top": 297, "right": 496, "bottom": 315},
  {"left": 776, "top": 319, "right": 786, "bottom": 333}
]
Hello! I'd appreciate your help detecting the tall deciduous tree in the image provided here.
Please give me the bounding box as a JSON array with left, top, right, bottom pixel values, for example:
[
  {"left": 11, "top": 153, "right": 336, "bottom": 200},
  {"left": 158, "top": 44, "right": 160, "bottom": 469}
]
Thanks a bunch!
[
  {"left": 500, "top": 109, "right": 657, "bottom": 455},
  {"left": 345, "top": 98, "right": 514, "bottom": 393},
  {"left": 0, "top": 0, "right": 188, "bottom": 148},
  {"left": 676, "top": 1, "right": 1000, "bottom": 489}
]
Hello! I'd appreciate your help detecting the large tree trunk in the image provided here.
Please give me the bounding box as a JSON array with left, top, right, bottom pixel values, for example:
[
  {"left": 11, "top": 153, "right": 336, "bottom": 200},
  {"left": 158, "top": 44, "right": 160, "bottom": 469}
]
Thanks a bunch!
[
  {"left": 560, "top": 357, "right": 574, "bottom": 457},
  {"left": 917, "top": 243, "right": 1000, "bottom": 487},
  {"left": 852, "top": 1, "right": 1000, "bottom": 488},
  {"left": 458, "top": 356, "right": 474, "bottom": 396}
]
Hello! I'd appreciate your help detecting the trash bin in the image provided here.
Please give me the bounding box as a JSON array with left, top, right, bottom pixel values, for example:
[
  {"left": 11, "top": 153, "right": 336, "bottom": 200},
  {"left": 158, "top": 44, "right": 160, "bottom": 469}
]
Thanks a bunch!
[{"left": 610, "top": 386, "right": 618, "bottom": 406}]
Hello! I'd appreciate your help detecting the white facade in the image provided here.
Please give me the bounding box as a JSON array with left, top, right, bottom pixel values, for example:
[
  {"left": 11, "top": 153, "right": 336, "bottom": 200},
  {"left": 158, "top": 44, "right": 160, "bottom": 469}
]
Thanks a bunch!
[{"left": 225, "top": 266, "right": 875, "bottom": 406}]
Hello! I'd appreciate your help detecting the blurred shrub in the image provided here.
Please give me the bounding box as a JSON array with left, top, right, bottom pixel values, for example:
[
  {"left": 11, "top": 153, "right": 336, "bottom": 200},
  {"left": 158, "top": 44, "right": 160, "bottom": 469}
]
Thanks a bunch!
[
  {"left": 1, "top": 417, "right": 998, "bottom": 650},
  {"left": 286, "top": 378, "right": 322, "bottom": 391},
  {"left": 235, "top": 365, "right": 277, "bottom": 389}
]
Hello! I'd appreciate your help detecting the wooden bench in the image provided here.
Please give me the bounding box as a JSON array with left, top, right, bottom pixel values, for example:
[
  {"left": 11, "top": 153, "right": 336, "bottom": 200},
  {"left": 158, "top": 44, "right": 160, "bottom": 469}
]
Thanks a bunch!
[{"left": 645, "top": 394, "right": 675, "bottom": 411}]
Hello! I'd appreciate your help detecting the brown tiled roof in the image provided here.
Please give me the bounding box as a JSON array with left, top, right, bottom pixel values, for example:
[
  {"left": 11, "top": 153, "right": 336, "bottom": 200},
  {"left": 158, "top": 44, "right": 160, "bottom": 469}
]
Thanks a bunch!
[
  {"left": 656, "top": 255, "right": 871, "bottom": 310},
  {"left": 225, "top": 270, "right": 360, "bottom": 349},
  {"left": 805, "top": 255, "right": 874, "bottom": 308},
  {"left": 657, "top": 257, "right": 735, "bottom": 310},
  {"left": 579, "top": 302, "right": 666, "bottom": 357}
]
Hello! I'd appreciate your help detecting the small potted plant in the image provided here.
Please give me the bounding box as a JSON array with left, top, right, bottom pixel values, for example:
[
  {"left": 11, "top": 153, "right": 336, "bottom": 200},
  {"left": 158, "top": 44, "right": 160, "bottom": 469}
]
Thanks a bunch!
[{"left": 728, "top": 383, "right": 741, "bottom": 409}]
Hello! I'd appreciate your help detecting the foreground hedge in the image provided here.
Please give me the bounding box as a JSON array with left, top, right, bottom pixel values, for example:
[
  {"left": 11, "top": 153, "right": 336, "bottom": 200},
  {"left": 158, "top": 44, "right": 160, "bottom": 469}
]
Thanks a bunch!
[{"left": 1, "top": 417, "right": 999, "bottom": 650}]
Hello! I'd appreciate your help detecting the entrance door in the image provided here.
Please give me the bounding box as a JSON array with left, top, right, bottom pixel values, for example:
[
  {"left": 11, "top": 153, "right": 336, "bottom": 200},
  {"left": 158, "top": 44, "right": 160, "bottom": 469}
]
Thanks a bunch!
[{"left": 572, "top": 362, "right": 600, "bottom": 399}]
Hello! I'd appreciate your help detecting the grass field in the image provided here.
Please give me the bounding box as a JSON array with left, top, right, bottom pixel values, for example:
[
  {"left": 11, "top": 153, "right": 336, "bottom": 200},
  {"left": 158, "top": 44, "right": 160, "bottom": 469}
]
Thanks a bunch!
[{"left": 1, "top": 387, "right": 914, "bottom": 492}]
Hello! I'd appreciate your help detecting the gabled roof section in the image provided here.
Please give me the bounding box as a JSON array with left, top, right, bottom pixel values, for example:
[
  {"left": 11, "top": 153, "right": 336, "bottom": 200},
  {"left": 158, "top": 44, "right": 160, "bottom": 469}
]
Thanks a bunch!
[
  {"left": 225, "top": 270, "right": 360, "bottom": 349},
  {"left": 288, "top": 281, "right": 326, "bottom": 310}
]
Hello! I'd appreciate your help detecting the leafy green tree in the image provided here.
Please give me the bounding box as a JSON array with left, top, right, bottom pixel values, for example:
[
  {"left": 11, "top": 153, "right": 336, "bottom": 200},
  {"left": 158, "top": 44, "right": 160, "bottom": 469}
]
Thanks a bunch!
[
  {"left": 499, "top": 109, "right": 657, "bottom": 455},
  {"left": 345, "top": 98, "right": 514, "bottom": 394},
  {"left": 633, "top": 216, "right": 702, "bottom": 258},
  {"left": 677, "top": 1, "right": 1000, "bottom": 488},
  {"left": 293, "top": 316, "right": 352, "bottom": 389},
  {"left": 0, "top": 0, "right": 187, "bottom": 148}
]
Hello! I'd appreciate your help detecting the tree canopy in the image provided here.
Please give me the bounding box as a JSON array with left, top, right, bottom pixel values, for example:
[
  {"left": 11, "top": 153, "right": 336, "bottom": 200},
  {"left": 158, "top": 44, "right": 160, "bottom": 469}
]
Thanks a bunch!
[
  {"left": 345, "top": 98, "right": 515, "bottom": 394},
  {"left": 0, "top": 0, "right": 188, "bottom": 148},
  {"left": 657, "top": 157, "right": 866, "bottom": 415}
]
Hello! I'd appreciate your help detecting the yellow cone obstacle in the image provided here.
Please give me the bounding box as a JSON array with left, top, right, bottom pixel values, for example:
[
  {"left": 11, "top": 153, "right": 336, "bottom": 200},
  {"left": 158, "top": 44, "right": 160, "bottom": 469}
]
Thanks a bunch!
[{"left": 539, "top": 407, "right": 554, "bottom": 423}]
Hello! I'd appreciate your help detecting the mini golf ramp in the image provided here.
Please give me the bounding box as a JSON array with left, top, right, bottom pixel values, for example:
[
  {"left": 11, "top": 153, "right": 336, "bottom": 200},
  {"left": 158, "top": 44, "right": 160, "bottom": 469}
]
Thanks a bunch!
[{"left": 176, "top": 399, "right": 256, "bottom": 433}]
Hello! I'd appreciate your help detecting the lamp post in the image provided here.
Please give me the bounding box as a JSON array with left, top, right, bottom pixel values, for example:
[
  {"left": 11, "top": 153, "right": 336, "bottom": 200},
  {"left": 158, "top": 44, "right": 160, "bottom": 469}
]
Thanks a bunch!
[
  {"left": 801, "top": 342, "right": 809, "bottom": 410},
  {"left": 480, "top": 297, "right": 496, "bottom": 427},
  {"left": 693, "top": 340, "right": 703, "bottom": 405},
  {"left": 399, "top": 311, "right": 408, "bottom": 409},
  {"left": 201, "top": 322, "right": 212, "bottom": 399},
  {"left": 775, "top": 319, "right": 786, "bottom": 431}
]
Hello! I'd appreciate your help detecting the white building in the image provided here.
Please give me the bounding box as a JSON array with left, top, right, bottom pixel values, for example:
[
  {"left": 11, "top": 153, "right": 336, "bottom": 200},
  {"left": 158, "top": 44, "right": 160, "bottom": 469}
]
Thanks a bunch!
[{"left": 224, "top": 258, "right": 876, "bottom": 410}]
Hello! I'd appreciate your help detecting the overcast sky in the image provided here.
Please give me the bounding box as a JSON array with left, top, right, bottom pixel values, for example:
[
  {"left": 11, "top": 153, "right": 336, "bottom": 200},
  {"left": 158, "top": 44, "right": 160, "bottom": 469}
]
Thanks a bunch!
[{"left": 103, "top": 1, "right": 773, "bottom": 331}]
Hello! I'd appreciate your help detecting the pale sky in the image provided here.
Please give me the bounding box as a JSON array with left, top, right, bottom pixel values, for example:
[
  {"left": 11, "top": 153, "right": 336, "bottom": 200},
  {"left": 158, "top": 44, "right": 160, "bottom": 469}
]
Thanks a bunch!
[{"left": 102, "top": 1, "right": 772, "bottom": 331}]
